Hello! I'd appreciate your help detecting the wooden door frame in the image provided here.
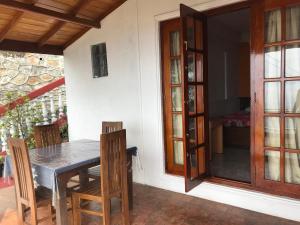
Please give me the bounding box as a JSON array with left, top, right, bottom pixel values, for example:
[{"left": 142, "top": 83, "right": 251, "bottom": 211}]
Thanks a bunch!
[
  {"left": 160, "top": 0, "right": 300, "bottom": 199},
  {"left": 202, "top": 1, "right": 255, "bottom": 190}
]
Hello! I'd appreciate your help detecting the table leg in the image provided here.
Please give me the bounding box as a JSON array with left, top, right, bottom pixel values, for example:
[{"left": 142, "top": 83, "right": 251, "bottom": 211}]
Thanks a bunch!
[
  {"left": 127, "top": 152, "right": 133, "bottom": 210},
  {"left": 79, "top": 168, "right": 89, "bottom": 188},
  {"left": 55, "top": 178, "right": 68, "bottom": 225}
]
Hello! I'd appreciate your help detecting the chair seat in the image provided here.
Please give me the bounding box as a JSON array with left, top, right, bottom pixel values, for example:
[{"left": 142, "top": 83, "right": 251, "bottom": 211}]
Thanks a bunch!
[
  {"left": 35, "top": 187, "right": 52, "bottom": 206},
  {"left": 87, "top": 166, "right": 101, "bottom": 179},
  {"left": 73, "top": 180, "right": 101, "bottom": 196}
]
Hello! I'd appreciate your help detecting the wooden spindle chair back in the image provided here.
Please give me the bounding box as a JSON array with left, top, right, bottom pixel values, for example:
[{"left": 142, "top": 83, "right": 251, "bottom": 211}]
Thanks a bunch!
[
  {"left": 8, "top": 138, "right": 37, "bottom": 224},
  {"left": 102, "top": 121, "right": 123, "bottom": 134},
  {"left": 34, "top": 123, "right": 62, "bottom": 148}
]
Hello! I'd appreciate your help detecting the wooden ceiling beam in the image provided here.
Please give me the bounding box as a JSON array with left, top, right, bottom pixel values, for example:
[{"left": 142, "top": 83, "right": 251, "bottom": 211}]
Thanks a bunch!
[
  {"left": 0, "top": 39, "right": 63, "bottom": 55},
  {"left": 0, "top": 0, "right": 100, "bottom": 28},
  {"left": 38, "top": 0, "right": 92, "bottom": 47},
  {"left": 0, "top": 11, "right": 23, "bottom": 42},
  {"left": 0, "top": 0, "right": 39, "bottom": 42}
]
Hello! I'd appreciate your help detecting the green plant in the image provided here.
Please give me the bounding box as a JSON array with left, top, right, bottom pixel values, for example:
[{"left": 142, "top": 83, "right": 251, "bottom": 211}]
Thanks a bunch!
[{"left": 0, "top": 91, "right": 44, "bottom": 150}]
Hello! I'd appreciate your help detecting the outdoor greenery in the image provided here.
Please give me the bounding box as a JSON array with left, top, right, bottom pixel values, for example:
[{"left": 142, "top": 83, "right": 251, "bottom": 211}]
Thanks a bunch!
[{"left": 0, "top": 91, "right": 44, "bottom": 149}]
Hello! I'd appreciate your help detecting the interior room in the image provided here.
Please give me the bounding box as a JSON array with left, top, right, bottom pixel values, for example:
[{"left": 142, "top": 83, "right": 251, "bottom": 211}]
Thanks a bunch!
[{"left": 208, "top": 9, "right": 251, "bottom": 183}]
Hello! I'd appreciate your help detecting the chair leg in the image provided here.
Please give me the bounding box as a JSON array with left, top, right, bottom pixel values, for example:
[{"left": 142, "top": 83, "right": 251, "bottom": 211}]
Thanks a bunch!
[
  {"left": 30, "top": 208, "right": 38, "bottom": 225},
  {"left": 121, "top": 193, "right": 130, "bottom": 225},
  {"left": 72, "top": 194, "right": 81, "bottom": 225},
  {"left": 47, "top": 203, "right": 54, "bottom": 225},
  {"left": 103, "top": 198, "right": 111, "bottom": 225},
  {"left": 17, "top": 203, "right": 25, "bottom": 225}
]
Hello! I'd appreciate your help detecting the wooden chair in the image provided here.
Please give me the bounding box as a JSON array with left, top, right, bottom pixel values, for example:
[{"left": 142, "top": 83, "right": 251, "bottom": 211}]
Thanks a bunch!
[
  {"left": 72, "top": 129, "right": 130, "bottom": 225},
  {"left": 33, "top": 123, "right": 62, "bottom": 148},
  {"left": 102, "top": 121, "right": 123, "bottom": 134},
  {"left": 87, "top": 121, "right": 123, "bottom": 179},
  {"left": 8, "top": 138, "right": 53, "bottom": 225}
]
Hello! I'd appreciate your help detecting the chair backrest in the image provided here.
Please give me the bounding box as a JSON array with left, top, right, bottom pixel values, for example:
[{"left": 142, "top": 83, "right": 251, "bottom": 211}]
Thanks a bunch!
[
  {"left": 102, "top": 121, "right": 123, "bottom": 134},
  {"left": 8, "top": 138, "right": 37, "bottom": 212},
  {"left": 100, "top": 129, "right": 128, "bottom": 197},
  {"left": 34, "top": 123, "right": 62, "bottom": 148}
]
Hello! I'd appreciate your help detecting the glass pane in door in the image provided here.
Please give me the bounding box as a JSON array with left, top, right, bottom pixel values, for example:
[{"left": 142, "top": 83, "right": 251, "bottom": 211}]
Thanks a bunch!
[
  {"left": 285, "top": 81, "right": 300, "bottom": 113},
  {"left": 188, "top": 86, "right": 196, "bottom": 113},
  {"left": 186, "top": 17, "right": 195, "bottom": 49},
  {"left": 195, "top": 20, "right": 203, "bottom": 50},
  {"left": 264, "top": 47, "right": 281, "bottom": 78},
  {"left": 285, "top": 117, "right": 300, "bottom": 149},
  {"left": 188, "top": 53, "right": 195, "bottom": 82},
  {"left": 265, "top": 82, "right": 281, "bottom": 113},
  {"left": 173, "top": 114, "right": 183, "bottom": 138},
  {"left": 286, "top": 5, "right": 300, "bottom": 40},
  {"left": 265, "top": 117, "right": 280, "bottom": 148},
  {"left": 197, "top": 85, "right": 204, "bottom": 113},
  {"left": 265, "top": 150, "right": 281, "bottom": 181},
  {"left": 285, "top": 44, "right": 300, "bottom": 77},
  {"left": 196, "top": 53, "right": 203, "bottom": 82},
  {"left": 171, "top": 59, "right": 181, "bottom": 84},
  {"left": 172, "top": 87, "right": 182, "bottom": 111},
  {"left": 174, "top": 141, "right": 184, "bottom": 165},
  {"left": 265, "top": 9, "right": 281, "bottom": 43},
  {"left": 170, "top": 31, "right": 180, "bottom": 56},
  {"left": 189, "top": 118, "right": 196, "bottom": 147},
  {"left": 285, "top": 152, "right": 300, "bottom": 184}
]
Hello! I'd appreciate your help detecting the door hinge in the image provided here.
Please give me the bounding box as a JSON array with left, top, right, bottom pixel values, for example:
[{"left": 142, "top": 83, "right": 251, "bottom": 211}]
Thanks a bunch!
[
  {"left": 184, "top": 41, "right": 188, "bottom": 51},
  {"left": 254, "top": 92, "right": 256, "bottom": 103}
]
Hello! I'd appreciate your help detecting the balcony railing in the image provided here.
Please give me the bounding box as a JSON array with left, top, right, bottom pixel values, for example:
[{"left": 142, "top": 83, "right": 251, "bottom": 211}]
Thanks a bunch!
[{"left": 0, "top": 77, "right": 67, "bottom": 152}]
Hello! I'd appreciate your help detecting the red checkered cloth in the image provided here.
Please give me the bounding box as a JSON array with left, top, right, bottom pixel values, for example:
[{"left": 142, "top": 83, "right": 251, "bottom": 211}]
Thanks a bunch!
[{"left": 223, "top": 111, "right": 250, "bottom": 127}]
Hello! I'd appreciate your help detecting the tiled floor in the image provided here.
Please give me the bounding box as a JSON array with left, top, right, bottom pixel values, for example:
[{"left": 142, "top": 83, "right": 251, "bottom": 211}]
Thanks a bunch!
[
  {"left": 0, "top": 183, "right": 299, "bottom": 225},
  {"left": 211, "top": 147, "right": 251, "bottom": 183}
]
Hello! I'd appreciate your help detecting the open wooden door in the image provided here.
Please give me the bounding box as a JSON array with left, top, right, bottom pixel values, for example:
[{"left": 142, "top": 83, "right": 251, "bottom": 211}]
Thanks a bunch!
[{"left": 180, "top": 4, "right": 209, "bottom": 192}]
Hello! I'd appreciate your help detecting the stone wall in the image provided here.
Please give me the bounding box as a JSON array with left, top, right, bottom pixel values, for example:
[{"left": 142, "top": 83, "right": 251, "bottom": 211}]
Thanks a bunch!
[{"left": 0, "top": 51, "right": 64, "bottom": 103}]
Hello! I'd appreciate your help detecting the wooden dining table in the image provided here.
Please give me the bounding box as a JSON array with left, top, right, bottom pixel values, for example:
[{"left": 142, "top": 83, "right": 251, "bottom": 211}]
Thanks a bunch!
[{"left": 5, "top": 139, "right": 137, "bottom": 225}]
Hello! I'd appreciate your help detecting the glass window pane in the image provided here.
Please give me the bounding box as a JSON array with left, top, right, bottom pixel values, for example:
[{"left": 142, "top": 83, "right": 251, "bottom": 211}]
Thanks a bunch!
[
  {"left": 188, "top": 53, "right": 195, "bottom": 82},
  {"left": 186, "top": 17, "right": 195, "bottom": 49},
  {"left": 265, "top": 117, "right": 280, "bottom": 148},
  {"left": 197, "top": 85, "right": 204, "bottom": 113},
  {"left": 285, "top": 81, "right": 300, "bottom": 113},
  {"left": 265, "top": 82, "right": 281, "bottom": 113},
  {"left": 195, "top": 20, "right": 203, "bottom": 50},
  {"left": 265, "top": 150, "right": 281, "bottom": 181},
  {"left": 172, "top": 114, "right": 183, "bottom": 138},
  {"left": 189, "top": 118, "right": 196, "bottom": 147},
  {"left": 174, "top": 141, "right": 184, "bottom": 165},
  {"left": 285, "top": 44, "right": 300, "bottom": 77},
  {"left": 188, "top": 86, "right": 196, "bottom": 113},
  {"left": 172, "top": 87, "right": 182, "bottom": 112},
  {"left": 171, "top": 59, "right": 181, "bottom": 84},
  {"left": 170, "top": 31, "right": 180, "bottom": 56},
  {"left": 285, "top": 152, "right": 300, "bottom": 185},
  {"left": 265, "top": 10, "right": 281, "bottom": 43},
  {"left": 285, "top": 117, "right": 300, "bottom": 149},
  {"left": 286, "top": 6, "right": 300, "bottom": 40},
  {"left": 264, "top": 47, "right": 281, "bottom": 78},
  {"left": 196, "top": 53, "right": 203, "bottom": 82}
]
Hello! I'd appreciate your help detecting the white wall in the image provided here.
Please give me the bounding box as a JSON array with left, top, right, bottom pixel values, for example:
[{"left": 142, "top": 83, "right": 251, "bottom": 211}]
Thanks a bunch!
[{"left": 64, "top": 0, "right": 300, "bottom": 222}]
